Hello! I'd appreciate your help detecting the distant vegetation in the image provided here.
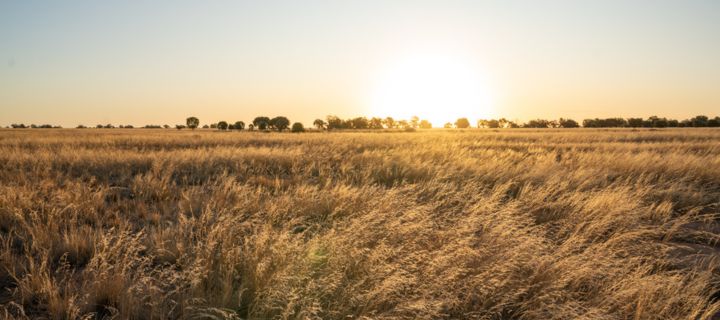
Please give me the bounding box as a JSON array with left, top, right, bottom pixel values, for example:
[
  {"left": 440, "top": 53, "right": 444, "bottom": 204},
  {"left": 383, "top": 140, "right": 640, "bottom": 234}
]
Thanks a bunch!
[
  {"left": 7, "top": 114, "right": 720, "bottom": 130},
  {"left": 291, "top": 122, "right": 305, "bottom": 132},
  {"left": 186, "top": 117, "right": 199, "bottom": 130}
]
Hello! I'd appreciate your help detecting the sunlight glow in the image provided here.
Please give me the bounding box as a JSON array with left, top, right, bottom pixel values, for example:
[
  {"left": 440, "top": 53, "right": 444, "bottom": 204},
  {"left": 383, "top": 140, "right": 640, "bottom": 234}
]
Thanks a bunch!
[{"left": 367, "top": 54, "right": 494, "bottom": 127}]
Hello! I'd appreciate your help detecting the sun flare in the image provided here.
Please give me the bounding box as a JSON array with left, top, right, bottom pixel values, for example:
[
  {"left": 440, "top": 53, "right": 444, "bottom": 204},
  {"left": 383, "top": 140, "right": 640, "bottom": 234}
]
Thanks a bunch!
[{"left": 367, "top": 54, "right": 494, "bottom": 127}]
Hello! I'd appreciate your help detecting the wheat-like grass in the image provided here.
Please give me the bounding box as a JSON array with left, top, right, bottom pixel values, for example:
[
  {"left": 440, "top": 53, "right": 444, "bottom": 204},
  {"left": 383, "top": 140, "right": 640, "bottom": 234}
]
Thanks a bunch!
[{"left": 0, "top": 128, "right": 719, "bottom": 319}]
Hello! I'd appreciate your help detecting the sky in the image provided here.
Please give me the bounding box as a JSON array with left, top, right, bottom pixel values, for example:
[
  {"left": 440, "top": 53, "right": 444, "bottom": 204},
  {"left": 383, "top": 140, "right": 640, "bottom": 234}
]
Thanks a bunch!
[{"left": 1, "top": 0, "right": 719, "bottom": 127}]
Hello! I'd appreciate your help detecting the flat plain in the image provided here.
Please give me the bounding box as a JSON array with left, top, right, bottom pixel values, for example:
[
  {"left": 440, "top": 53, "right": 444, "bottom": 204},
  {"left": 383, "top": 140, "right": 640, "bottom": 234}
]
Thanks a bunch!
[{"left": 1, "top": 128, "right": 720, "bottom": 319}]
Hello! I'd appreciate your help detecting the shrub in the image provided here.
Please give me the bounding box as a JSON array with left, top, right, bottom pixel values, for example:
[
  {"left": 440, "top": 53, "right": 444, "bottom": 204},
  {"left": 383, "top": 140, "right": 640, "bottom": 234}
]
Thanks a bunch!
[{"left": 291, "top": 122, "right": 305, "bottom": 133}]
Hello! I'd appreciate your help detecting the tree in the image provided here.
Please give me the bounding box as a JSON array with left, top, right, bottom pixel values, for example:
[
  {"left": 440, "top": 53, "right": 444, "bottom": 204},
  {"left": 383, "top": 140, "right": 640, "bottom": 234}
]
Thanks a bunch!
[
  {"left": 291, "top": 122, "right": 305, "bottom": 132},
  {"left": 369, "top": 117, "right": 384, "bottom": 129},
  {"left": 709, "top": 117, "right": 720, "bottom": 127},
  {"left": 478, "top": 119, "right": 500, "bottom": 128},
  {"left": 443, "top": 122, "right": 453, "bottom": 128},
  {"left": 691, "top": 115, "right": 709, "bottom": 127},
  {"left": 583, "top": 118, "right": 627, "bottom": 128},
  {"left": 313, "top": 119, "right": 326, "bottom": 130},
  {"left": 270, "top": 116, "right": 290, "bottom": 131},
  {"left": 176, "top": 124, "right": 186, "bottom": 130},
  {"left": 234, "top": 121, "right": 245, "bottom": 131},
  {"left": 217, "top": 121, "right": 228, "bottom": 130},
  {"left": 627, "top": 118, "right": 644, "bottom": 128},
  {"left": 397, "top": 120, "right": 409, "bottom": 129},
  {"left": 524, "top": 119, "right": 552, "bottom": 128},
  {"left": 248, "top": 124, "right": 255, "bottom": 131},
  {"left": 186, "top": 116, "right": 199, "bottom": 130},
  {"left": 383, "top": 117, "right": 396, "bottom": 129},
  {"left": 326, "top": 116, "right": 344, "bottom": 130},
  {"left": 253, "top": 116, "right": 270, "bottom": 130},
  {"left": 350, "top": 117, "right": 369, "bottom": 129},
  {"left": 498, "top": 118, "right": 519, "bottom": 128},
  {"left": 410, "top": 116, "right": 419, "bottom": 128},
  {"left": 455, "top": 118, "right": 470, "bottom": 128},
  {"left": 558, "top": 118, "right": 579, "bottom": 128},
  {"left": 645, "top": 116, "right": 668, "bottom": 128},
  {"left": 419, "top": 120, "right": 432, "bottom": 129}
]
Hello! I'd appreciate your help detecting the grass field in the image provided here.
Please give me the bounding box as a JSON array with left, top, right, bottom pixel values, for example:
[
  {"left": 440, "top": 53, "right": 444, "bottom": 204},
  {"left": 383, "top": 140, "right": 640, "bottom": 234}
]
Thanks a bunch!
[{"left": 1, "top": 128, "right": 719, "bottom": 319}]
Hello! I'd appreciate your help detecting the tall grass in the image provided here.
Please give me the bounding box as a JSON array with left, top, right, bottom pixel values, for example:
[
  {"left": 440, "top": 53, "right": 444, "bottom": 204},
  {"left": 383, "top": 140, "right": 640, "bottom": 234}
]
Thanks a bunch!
[{"left": 1, "top": 128, "right": 719, "bottom": 319}]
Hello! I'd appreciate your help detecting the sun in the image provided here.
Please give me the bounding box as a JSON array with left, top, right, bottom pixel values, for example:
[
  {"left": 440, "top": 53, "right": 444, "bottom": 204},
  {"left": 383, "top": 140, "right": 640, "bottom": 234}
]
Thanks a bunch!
[{"left": 367, "top": 54, "right": 494, "bottom": 127}]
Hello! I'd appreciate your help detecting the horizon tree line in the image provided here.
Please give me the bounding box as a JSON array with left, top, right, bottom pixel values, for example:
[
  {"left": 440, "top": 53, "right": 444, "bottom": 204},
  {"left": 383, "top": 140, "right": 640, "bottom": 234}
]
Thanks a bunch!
[{"left": 7, "top": 114, "right": 720, "bottom": 130}]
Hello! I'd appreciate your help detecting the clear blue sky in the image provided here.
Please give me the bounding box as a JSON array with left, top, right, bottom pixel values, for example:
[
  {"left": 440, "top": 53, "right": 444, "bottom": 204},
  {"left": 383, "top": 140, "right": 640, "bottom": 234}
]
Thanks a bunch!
[{"left": 2, "top": 0, "right": 719, "bottom": 127}]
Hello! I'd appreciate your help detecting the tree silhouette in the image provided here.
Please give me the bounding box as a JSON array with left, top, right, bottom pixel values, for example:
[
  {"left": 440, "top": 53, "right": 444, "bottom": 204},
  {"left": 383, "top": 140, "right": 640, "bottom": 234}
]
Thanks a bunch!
[
  {"left": 234, "top": 121, "right": 245, "bottom": 131},
  {"left": 558, "top": 118, "right": 579, "bottom": 128},
  {"left": 691, "top": 115, "right": 708, "bottom": 127},
  {"left": 270, "top": 116, "right": 290, "bottom": 131},
  {"left": 410, "top": 116, "right": 419, "bottom": 128},
  {"left": 313, "top": 119, "right": 326, "bottom": 130},
  {"left": 350, "top": 117, "right": 369, "bottom": 129},
  {"left": 709, "top": 117, "right": 720, "bottom": 127},
  {"left": 523, "top": 119, "right": 553, "bottom": 128},
  {"left": 326, "top": 116, "right": 344, "bottom": 130},
  {"left": 455, "top": 118, "right": 470, "bottom": 128},
  {"left": 644, "top": 116, "right": 668, "bottom": 128},
  {"left": 217, "top": 121, "right": 228, "bottom": 130},
  {"left": 291, "top": 122, "right": 305, "bottom": 132},
  {"left": 186, "top": 117, "right": 199, "bottom": 130},
  {"left": 627, "top": 118, "right": 644, "bottom": 128},
  {"left": 383, "top": 117, "right": 395, "bottom": 129},
  {"left": 253, "top": 117, "right": 270, "bottom": 130},
  {"left": 419, "top": 120, "right": 432, "bottom": 129},
  {"left": 443, "top": 122, "right": 453, "bottom": 128},
  {"left": 498, "top": 118, "right": 519, "bottom": 128},
  {"left": 478, "top": 119, "right": 500, "bottom": 128},
  {"left": 369, "top": 117, "right": 384, "bottom": 129},
  {"left": 583, "top": 118, "right": 627, "bottom": 128}
]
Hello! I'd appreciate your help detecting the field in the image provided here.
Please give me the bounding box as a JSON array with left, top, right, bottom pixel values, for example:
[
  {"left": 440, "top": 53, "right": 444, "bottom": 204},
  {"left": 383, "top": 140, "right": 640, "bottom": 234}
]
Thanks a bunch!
[{"left": 1, "top": 128, "right": 720, "bottom": 319}]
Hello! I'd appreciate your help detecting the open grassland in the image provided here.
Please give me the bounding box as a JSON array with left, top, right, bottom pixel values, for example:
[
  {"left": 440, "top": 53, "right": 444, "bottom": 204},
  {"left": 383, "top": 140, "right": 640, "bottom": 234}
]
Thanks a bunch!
[{"left": 1, "top": 128, "right": 720, "bottom": 319}]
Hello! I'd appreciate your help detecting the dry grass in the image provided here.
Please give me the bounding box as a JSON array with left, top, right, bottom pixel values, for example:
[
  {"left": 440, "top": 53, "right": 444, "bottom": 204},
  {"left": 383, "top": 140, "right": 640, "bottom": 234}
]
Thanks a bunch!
[{"left": 1, "top": 128, "right": 719, "bottom": 319}]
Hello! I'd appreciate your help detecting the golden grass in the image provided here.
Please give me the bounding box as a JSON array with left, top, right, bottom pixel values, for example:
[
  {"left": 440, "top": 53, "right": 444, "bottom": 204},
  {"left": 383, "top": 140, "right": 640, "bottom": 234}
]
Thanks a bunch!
[{"left": 1, "top": 128, "right": 719, "bottom": 319}]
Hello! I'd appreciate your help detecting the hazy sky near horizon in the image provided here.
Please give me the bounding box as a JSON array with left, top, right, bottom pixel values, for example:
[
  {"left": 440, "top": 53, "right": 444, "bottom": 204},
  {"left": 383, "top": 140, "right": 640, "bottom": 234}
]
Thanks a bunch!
[{"left": 1, "top": 0, "right": 719, "bottom": 127}]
